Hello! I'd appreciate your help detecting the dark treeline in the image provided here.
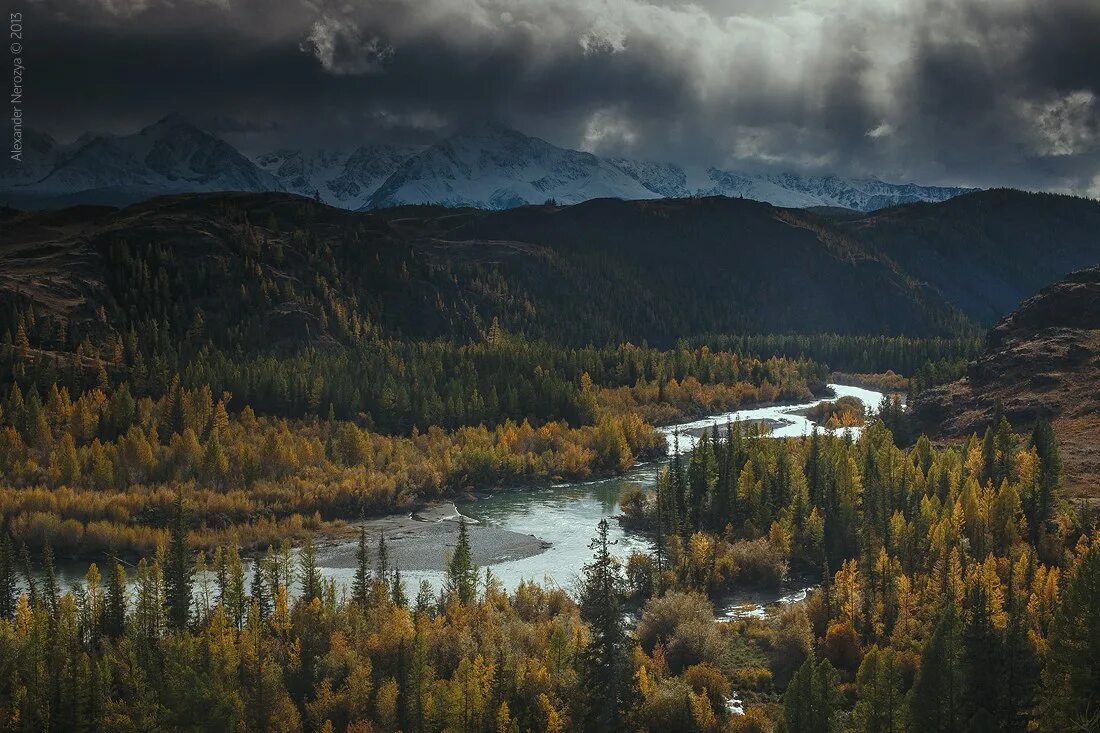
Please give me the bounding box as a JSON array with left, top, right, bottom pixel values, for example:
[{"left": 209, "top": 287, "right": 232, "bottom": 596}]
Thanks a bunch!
[
  {"left": 1, "top": 312, "right": 823, "bottom": 433},
  {"left": 3, "top": 297, "right": 981, "bottom": 436},
  {"left": 696, "top": 333, "right": 981, "bottom": 394}
]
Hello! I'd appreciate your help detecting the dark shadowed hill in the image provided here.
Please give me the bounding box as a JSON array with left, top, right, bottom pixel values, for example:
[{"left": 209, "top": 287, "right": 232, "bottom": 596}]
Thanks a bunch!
[
  {"left": 3, "top": 189, "right": 1100, "bottom": 355},
  {"left": 436, "top": 196, "right": 972, "bottom": 338},
  {"left": 839, "top": 189, "right": 1100, "bottom": 325},
  {"left": 911, "top": 267, "right": 1100, "bottom": 498},
  {"left": 0, "top": 193, "right": 972, "bottom": 351}
]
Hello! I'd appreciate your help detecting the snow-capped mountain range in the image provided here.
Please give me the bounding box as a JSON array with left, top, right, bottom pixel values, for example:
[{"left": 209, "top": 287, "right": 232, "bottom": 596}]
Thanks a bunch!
[{"left": 1, "top": 116, "right": 974, "bottom": 212}]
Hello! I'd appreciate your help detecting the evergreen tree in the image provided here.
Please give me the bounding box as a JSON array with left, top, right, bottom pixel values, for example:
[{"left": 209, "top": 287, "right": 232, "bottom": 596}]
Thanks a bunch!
[
  {"left": 1029, "top": 417, "right": 1061, "bottom": 533},
  {"left": 0, "top": 529, "right": 14, "bottom": 619},
  {"left": 909, "top": 610, "right": 964, "bottom": 733},
  {"left": 579, "top": 519, "right": 628, "bottom": 732},
  {"left": 299, "top": 538, "right": 321, "bottom": 601},
  {"left": 249, "top": 559, "right": 270, "bottom": 620},
  {"left": 42, "top": 543, "right": 60, "bottom": 617},
  {"left": 165, "top": 494, "right": 192, "bottom": 629},
  {"left": 445, "top": 519, "right": 477, "bottom": 605},
  {"left": 352, "top": 527, "right": 371, "bottom": 608},
  {"left": 962, "top": 583, "right": 1005, "bottom": 731},
  {"left": 103, "top": 560, "right": 128, "bottom": 638},
  {"left": 1038, "top": 541, "right": 1100, "bottom": 732},
  {"left": 853, "top": 646, "right": 905, "bottom": 733},
  {"left": 781, "top": 653, "right": 842, "bottom": 733},
  {"left": 392, "top": 567, "right": 408, "bottom": 608},
  {"left": 415, "top": 580, "right": 436, "bottom": 618},
  {"left": 375, "top": 530, "right": 391, "bottom": 592},
  {"left": 670, "top": 433, "right": 687, "bottom": 535},
  {"left": 166, "top": 376, "right": 186, "bottom": 436}
]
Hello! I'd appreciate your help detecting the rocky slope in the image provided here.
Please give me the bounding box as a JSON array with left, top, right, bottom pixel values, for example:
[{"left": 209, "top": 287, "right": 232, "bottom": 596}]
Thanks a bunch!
[{"left": 911, "top": 267, "right": 1100, "bottom": 498}]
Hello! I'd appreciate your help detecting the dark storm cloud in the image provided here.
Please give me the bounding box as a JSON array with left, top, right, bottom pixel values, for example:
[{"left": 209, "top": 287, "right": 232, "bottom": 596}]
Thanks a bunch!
[{"left": 22, "top": 0, "right": 1100, "bottom": 194}]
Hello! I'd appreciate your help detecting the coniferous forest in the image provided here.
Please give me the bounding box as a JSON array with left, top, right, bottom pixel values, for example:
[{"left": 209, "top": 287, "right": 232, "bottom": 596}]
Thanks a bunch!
[{"left": 0, "top": 193, "right": 1097, "bottom": 733}]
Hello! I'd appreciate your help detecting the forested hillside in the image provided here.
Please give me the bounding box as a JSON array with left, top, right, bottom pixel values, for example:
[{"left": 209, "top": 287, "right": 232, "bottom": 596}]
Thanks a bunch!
[{"left": 0, "top": 193, "right": 976, "bottom": 348}]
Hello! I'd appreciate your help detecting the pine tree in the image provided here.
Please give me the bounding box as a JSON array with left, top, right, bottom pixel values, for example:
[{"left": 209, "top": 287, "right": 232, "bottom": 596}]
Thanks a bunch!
[
  {"left": 446, "top": 519, "right": 477, "bottom": 605},
  {"left": 579, "top": 519, "right": 627, "bottom": 732},
  {"left": 165, "top": 494, "right": 193, "bottom": 629}
]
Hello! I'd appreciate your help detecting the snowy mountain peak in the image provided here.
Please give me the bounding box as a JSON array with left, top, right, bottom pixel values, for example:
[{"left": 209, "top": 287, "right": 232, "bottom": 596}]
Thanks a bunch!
[
  {"left": 254, "top": 143, "right": 420, "bottom": 209},
  {"left": 1, "top": 118, "right": 975, "bottom": 212},
  {"left": 362, "top": 125, "right": 658, "bottom": 210},
  {"left": 3, "top": 114, "right": 284, "bottom": 205}
]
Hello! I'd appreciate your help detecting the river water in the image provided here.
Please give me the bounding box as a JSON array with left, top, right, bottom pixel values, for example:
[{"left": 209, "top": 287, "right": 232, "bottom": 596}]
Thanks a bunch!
[{"left": 316, "top": 383, "right": 884, "bottom": 615}]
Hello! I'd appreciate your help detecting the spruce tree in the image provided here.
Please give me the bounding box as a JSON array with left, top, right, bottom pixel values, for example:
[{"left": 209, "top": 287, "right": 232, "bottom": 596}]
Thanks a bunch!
[
  {"left": 391, "top": 567, "right": 407, "bottom": 608},
  {"left": 670, "top": 432, "right": 687, "bottom": 535},
  {"left": 782, "top": 653, "right": 842, "bottom": 733},
  {"left": 352, "top": 527, "right": 371, "bottom": 608},
  {"left": 103, "top": 560, "right": 128, "bottom": 638},
  {"left": 1038, "top": 541, "right": 1100, "bottom": 732},
  {"left": 415, "top": 580, "right": 436, "bottom": 618},
  {"left": 962, "top": 583, "right": 1005, "bottom": 730},
  {"left": 0, "top": 529, "right": 15, "bottom": 620},
  {"left": 165, "top": 494, "right": 193, "bottom": 629},
  {"left": 299, "top": 538, "right": 321, "bottom": 601},
  {"left": 445, "top": 519, "right": 477, "bottom": 605},
  {"left": 579, "top": 519, "right": 627, "bottom": 732},
  {"left": 852, "top": 646, "right": 905, "bottom": 733},
  {"left": 249, "top": 559, "right": 270, "bottom": 620},
  {"left": 42, "top": 543, "right": 59, "bottom": 617},
  {"left": 1029, "top": 417, "right": 1061, "bottom": 532},
  {"left": 375, "top": 530, "right": 391, "bottom": 592},
  {"left": 909, "top": 609, "right": 964, "bottom": 733}
]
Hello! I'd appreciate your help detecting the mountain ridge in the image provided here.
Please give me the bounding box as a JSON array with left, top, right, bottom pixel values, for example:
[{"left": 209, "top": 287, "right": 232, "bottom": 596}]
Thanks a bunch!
[{"left": 2, "top": 118, "right": 975, "bottom": 212}]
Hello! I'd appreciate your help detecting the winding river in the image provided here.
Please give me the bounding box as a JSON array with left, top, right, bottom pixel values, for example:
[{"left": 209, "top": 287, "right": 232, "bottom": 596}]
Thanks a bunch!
[
  {"left": 41, "top": 383, "right": 884, "bottom": 620},
  {"left": 316, "top": 383, "right": 885, "bottom": 616}
]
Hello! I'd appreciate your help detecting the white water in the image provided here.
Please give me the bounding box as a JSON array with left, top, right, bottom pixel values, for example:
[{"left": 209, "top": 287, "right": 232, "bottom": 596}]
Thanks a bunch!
[{"left": 664, "top": 383, "right": 884, "bottom": 451}]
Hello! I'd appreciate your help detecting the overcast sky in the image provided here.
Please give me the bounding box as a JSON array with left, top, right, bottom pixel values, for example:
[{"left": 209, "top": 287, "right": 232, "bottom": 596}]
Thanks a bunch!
[{"left": 22, "top": 0, "right": 1100, "bottom": 194}]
